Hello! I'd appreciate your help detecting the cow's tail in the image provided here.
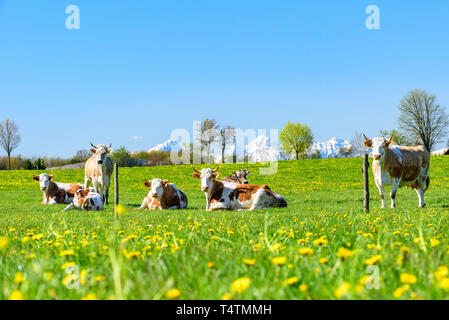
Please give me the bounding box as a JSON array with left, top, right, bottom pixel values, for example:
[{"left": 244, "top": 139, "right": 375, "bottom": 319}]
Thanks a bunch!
[{"left": 425, "top": 176, "right": 430, "bottom": 191}]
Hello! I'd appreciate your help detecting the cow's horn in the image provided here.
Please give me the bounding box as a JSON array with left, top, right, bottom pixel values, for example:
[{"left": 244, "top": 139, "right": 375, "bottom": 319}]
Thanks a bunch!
[
  {"left": 109, "top": 143, "right": 112, "bottom": 148},
  {"left": 191, "top": 165, "right": 200, "bottom": 173},
  {"left": 212, "top": 165, "right": 219, "bottom": 172},
  {"left": 90, "top": 142, "right": 96, "bottom": 148},
  {"left": 363, "top": 133, "right": 369, "bottom": 141}
]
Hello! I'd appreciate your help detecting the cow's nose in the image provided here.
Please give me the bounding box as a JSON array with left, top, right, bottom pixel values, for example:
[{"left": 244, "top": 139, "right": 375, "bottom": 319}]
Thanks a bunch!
[
  {"left": 201, "top": 187, "right": 208, "bottom": 192},
  {"left": 243, "top": 181, "right": 248, "bottom": 184},
  {"left": 374, "top": 154, "right": 381, "bottom": 160},
  {"left": 97, "top": 160, "right": 103, "bottom": 164}
]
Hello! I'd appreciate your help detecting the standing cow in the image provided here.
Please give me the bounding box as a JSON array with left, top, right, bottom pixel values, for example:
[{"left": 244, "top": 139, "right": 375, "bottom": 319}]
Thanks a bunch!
[
  {"left": 84, "top": 143, "right": 113, "bottom": 204},
  {"left": 364, "top": 134, "right": 430, "bottom": 208}
]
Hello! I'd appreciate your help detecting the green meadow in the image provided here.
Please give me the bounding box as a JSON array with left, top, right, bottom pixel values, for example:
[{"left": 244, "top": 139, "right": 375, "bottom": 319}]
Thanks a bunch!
[{"left": 1, "top": 156, "right": 449, "bottom": 299}]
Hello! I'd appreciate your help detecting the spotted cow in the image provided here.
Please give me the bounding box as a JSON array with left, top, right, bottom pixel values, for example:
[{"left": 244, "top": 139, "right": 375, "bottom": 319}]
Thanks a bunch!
[
  {"left": 33, "top": 173, "right": 83, "bottom": 204},
  {"left": 364, "top": 134, "right": 430, "bottom": 208},
  {"left": 138, "top": 178, "right": 188, "bottom": 210},
  {"left": 63, "top": 189, "right": 103, "bottom": 211},
  {"left": 192, "top": 166, "right": 287, "bottom": 211}
]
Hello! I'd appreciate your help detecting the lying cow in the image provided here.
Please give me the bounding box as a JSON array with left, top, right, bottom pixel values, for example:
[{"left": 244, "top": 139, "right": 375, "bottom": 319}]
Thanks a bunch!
[
  {"left": 221, "top": 169, "right": 251, "bottom": 184},
  {"left": 138, "top": 178, "right": 188, "bottom": 210},
  {"left": 63, "top": 189, "right": 103, "bottom": 211},
  {"left": 364, "top": 134, "right": 430, "bottom": 208},
  {"left": 33, "top": 174, "right": 83, "bottom": 204},
  {"left": 192, "top": 166, "right": 287, "bottom": 211}
]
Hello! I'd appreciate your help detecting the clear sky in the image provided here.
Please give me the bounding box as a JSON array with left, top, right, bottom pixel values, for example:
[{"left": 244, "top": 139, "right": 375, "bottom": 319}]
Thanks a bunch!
[{"left": 1, "top": 0, "right": 449, "bottom": 158}]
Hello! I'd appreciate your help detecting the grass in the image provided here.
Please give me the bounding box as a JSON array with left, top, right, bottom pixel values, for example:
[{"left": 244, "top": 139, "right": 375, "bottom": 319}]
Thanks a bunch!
[{"left": 1, "top": 156, "right": 449, "bottom": 300}]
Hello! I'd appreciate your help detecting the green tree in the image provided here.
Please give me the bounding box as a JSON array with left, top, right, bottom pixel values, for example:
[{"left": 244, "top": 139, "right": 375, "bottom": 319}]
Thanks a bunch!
[
  {"left": 398, "top": 89, "right": 449, "bottom": 152},
  {"left": 280, "top": 122, "right": 314, "bottom": 160},
  {"left": 379, "top": 129, "right": 413, "bottom": 146},
  {"left": 111, "top": 146, "right": 133, "bottom": 167}
]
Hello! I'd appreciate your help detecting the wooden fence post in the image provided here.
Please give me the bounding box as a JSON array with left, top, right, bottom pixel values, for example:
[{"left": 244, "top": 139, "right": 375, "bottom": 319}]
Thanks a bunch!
[
  {"left": 114, "top": 163, "right": 119, "bottom": 218},
  {"left": 363, "top": 154, "right": 369, "bottom": 212}
]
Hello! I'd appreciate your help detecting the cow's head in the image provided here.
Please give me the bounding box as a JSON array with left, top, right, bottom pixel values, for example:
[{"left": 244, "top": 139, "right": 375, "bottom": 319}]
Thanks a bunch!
[
  {"left": 75, "top": 189, "right": 90, "bottom": 200},
  {"left": 363, "top": 134, "right": 393, "bottom": 161},
  {"left": 90, "top": 143, "right": 112, "bottom": 165},
  {"left": 33, "top": 173, "right": 54, "bottom": 191},
  {"left": 144, "top": 178, "right": 170, "bottom": 199},
  {"left": 192, "top": 165, "right": 220, "bottom": 192},
  {"left": 232, "top": 169, "right": 251, "bottom": 184}
]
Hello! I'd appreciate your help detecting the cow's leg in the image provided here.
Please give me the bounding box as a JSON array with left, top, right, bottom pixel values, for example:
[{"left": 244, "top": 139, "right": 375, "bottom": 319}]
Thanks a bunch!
[
  {"left": 138, "top": 197, "right": 149, "bottom": 210},
  {"left": 390, "top": 178, "right": 400, "bottom": 208},
  {"left": 375, "top": 180, "right": 386, "bottom": 208},
  {"left": 63, "top": 203, "right": 75, "bottom": 211},
  {"left": 416, "top": 185, "right": 426, "bottom": 208},
  {"left": 104, "top": 176, "right": 111, "bottom": 205}
]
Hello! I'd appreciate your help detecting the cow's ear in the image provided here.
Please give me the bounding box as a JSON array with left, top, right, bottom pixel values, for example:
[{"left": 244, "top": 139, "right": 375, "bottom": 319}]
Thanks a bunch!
[
  {"left": 246, "top": 170, "right": 251, "bottom": 175},
  {"left": 364, "top": 139, "right": 373, "bottom": 148},
  {"left": 90, "top": 148, "right": 96, "bottom": 153},
  {"left": 386, "top": 139, "right": 393, "bottom": 147},
  {"left": 108, "top": 148, "right": 113, "bottom": 153},
  {"left": 32, "top": 175, "right": 39, "bottom": 181},
  {"left": 213, "top": 172, "right": 220, "bottom": 178},
  {"left": 144, "top": 181, "right": 151, "bottom": 188},
  {"left": 49, "top": 175, "right": 54, "bottom": 180},
  {"left": 162, "top": 180, "right": 170, "bottom": 187},
  {"left": 192, "top": 172, "right": 200, "bottom": 179}
]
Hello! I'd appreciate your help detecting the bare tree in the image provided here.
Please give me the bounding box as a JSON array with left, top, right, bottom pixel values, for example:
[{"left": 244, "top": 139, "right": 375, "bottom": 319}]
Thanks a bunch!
[
  {"left": 0, "top": 119, "right": 21, "bottom": 170},
  {"left": 398, "top": 89, "right": 449, "bottom": 152},
  {"left": 219, "top": 125, "right": 235, "bottom": 163},
  {"left": 339, "top": 146, "right": 353, "bottom": 158},
  {"left": 75, "top": 149, "right": 91, "bottom": 162},
  {"left": 199, "top": 118, "right": 219, "bottom": 162},
  {"left": 350, "top": 131, "right": 365, "bottom": 157}
]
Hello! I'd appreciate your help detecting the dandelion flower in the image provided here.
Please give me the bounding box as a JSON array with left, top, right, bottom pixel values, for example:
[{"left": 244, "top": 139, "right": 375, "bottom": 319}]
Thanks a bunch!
[
  {"left": 298, "top": 248, "right": 314, "bottom": 256},
  {"left": 271, "top": 256, "right": 287, "bottom": 265},
  {"left": 282, "top": 276, "right": 299, "bottom": 286},
  {"left": 8, "top": 290, "right": 23, "bottom": 300},
  {"left": 334, "top": 282, "right": 350, "bottom": 298},
  {"left": 166, "top": 288, "right": 181, "bottom": 299},
  {"left": 231, "top": 277, "right": 250, "bottom": 293},
  {"left": 400, "top": 273, "right": 417, "bottom": 284},
  {"left": 243, "top": 259, "right": 256, "bottom": 266}
]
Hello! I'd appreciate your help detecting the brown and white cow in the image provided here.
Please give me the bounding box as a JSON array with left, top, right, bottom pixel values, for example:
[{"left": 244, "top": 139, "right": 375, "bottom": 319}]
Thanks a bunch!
[
  {"left": 221, "top": 169, "right": 251, "bottom": 184},
  {"left": 364, "top": 134, "right": 430, "bottom": 208},
  {"left": 63, "top": 189, "right": 103, "bottom": 211},
  {"left": 138, "top": 178, "right": 188, "bottom": 210},
  {"left": 33, "top": 173, "right": 83, "bottom": 204},
  {"left": 84, "top": 143, "right": 113, "bottom": 204},
  {"left": 192, "top": 166, "right": 287, "bottom": 211}
]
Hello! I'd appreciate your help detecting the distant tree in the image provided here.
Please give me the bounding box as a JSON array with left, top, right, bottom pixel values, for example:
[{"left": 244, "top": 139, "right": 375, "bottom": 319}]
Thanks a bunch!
[
  {"left": 311, "top": 150, "right": 321, "bottom": 159},
  {"left": 33, "top": 157, "right": 46, "bottom": 170},
  {"left": 0, "top": 119, "right": 21, "bottom": 170},
  {"left": 23, "top": 159, "right": 34, "bottom": 170},
  {"left": 379, "top": 129, "right": 412, "bottom": 146},
  {"left": 280, "top": 122, "right": 314, "bottom": 160},
  {"left": 339, "top": 146, "right": 353, "bottom": 158},
  {"left": 219, "top": 125, "right": 235, "bottom": 163},
  {"left": 398, "top": 89, "right": 449, "bottom": 152},
  {"left": 199, "top": 119, "right": 219, "bottom": 162},
  {"left": 74, "top": 149, "right": 91, "bottom": 162},
  {"left": 350, "top": 131, "right": 365, "bottom": 157},
  {"left": 111, "top": 146, "right": 133, "bottom": 167}
]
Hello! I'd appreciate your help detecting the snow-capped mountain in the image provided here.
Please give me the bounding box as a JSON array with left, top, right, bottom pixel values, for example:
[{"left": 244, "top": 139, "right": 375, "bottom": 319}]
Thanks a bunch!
[
  {"left": 147, "top": 135, "right": 353, "bottom": 161},
  {"left": 244, "top": 135, "right": 287, "bottom": 162},
  {"left": 431, "top": 148, "right": 449, "bottom": 155},
  {"left": 148, "top": 137, "right": 183, "bottom": 153},
  {"left": 309, "top": 137, "right": 352, "bottom": 158}
]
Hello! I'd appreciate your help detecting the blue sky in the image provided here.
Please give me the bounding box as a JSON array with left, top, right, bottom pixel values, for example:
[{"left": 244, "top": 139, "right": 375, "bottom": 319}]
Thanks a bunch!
[{"left": 1, "top": 0, "right": 449, "bottom": 157}]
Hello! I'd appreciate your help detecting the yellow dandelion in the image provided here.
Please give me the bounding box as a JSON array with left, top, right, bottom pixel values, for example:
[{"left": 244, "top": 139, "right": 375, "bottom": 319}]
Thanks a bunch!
[
  {"left": 334, "top": 282, "right": 350, "bottom": 298},
  {"left": 231, "top": 277, "right": 251, "bottom": 293},
  {"left": 221, "top": 293, "right": 233, "bottom": 300},
  {"left": 336, "top": 247, "right": 355, "bottom": 259},
  {"left": 60, "top": 249, "right": 75, "bottom": 256},
  {"left": 364, "top": 255, "right": 382, "bottom": 265},
  {"left": 8, "top": 290, "right": 23, "bottom": 300},
  {"left": 299, "top": 284, "right": 309, "bottom": 292},
  {"left": 61, "top": 262, "right": 76, "bottom": 270},
  {"left": 400, "top": 273, "right": 417, "bottom": 284},
  {"left": 271, "top": 256, "right": 287, "bottom": 265},
  {"left": 166, "top": 288, "right": 181, "bottom": 299},
  {"left": 319, "top": 257, "right": 329, "bottom": 264},
  {"left": 207, "top": 262, "right": 215, "bottom": 268},
  {"left": 81, "top": 293, "right": 96, "bottom": 300},
  {"left": 0, "top": 236, "right": 9, "bottom": 249},
  {"left": 430, "top": 238, "right": 440, "bottom": 247},
  {"left": 282, "top": 276, "right": 299, "bottom": 286},
  {"left": 14, "top": 272, "right": 25, "bottom": 284},
  {"left": 434, "top": 266, "right": 449, "bottom": 281},
  {"left": 243, "top": 259, "right": 256, "bottom": 266},
  {"left": 298, "top": 247, "right": 314, "bottom": 256}
]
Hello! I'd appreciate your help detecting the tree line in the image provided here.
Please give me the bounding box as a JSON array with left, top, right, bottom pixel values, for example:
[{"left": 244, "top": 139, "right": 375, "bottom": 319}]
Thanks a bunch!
[{"left": 1, "top": 89, "right": 447, "bottom": 169}]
